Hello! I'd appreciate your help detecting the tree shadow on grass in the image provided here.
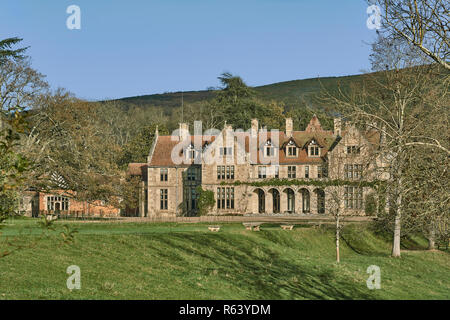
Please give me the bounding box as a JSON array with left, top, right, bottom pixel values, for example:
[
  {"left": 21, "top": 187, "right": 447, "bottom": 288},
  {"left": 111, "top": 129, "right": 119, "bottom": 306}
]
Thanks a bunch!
[{"left": 142, "top": 232, "right": 377, "bottom": 300}]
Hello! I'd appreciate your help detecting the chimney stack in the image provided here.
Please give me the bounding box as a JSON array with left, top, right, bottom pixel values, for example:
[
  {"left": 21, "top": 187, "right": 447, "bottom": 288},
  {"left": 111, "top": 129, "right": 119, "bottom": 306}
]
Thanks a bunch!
[
  {"left": 224, "top": 121, "right": 232, "bottom": 131},
  {"left": 285, "top": 118, "right": 293, "bottom": 137},
  {"left": 179, "top": 123, "right": 189, "bottom": 140},
  {"left": 251, "top": 119, "right": 258, "bottom": 137},
  {"left": 333, "top": 118, "right": 342, "bottom": 136}
]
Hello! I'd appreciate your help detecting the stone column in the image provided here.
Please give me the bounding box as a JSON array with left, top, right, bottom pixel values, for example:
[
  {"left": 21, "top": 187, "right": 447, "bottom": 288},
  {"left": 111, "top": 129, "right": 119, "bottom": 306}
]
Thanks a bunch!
[
  {"left": 324, "top": 188, "right": 330, "bottom": 215},
  {"left": 310, "top": 188, "right": 318, "bottom": 214},
  {"left": 266, "top": 190, "right": 273, "bottom": 214},
  {"left": 280, "top": 189, "right": 287, "bottom": 214},
  {"left": 251, "top": 190, "right": 258, "bottom": 214},
  {"left": 295, "top": 190, "right": 302, "bottom": 214}
]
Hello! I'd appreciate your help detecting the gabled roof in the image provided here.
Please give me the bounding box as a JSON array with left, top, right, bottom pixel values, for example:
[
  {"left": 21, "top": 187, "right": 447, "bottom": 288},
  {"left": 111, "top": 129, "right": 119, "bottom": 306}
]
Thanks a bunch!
[
  {"left": 149, "top": 135, "right": 217, "bottom": 166},
  {"left": 281, "top": 136, "right": 301, "bottom": 148},
  {"left": 302, "top": 137, "right": 324, "bottom": 149},
  {"left": 259, "top": 137, "right": 279, "bottom": 149},
  {"left": 339, "top": 125, "right": 382, "bottom": 150},
  {"left": 138, "top": 116, "right": 386, "bottom": 168},
  {"left": 305, "top": 114, "right": 326, "bottom": 133},
  {"left": 147, "top": 116, "right": 337, "bottom": 166},
  {"left": 364, "top": 129, "right": 381, "bottom": 149}
]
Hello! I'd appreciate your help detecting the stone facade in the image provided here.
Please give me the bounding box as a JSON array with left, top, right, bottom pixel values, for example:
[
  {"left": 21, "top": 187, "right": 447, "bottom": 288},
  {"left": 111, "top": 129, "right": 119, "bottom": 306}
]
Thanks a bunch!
[{"left": 128, "top": 116, "right": 384, "bottom": 217}]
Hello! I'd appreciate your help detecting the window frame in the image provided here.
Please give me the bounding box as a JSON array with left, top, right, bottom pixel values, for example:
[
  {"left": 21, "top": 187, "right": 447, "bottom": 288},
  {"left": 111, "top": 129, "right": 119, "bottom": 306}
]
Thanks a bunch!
[
  {"left": 160, "top": 189, "right": 168, "bottom": 210},
  {"left": 274, "top": 166, "right": 279, "bottom": 179},
  {"left": 47, "top": 196, "right": 70, "bottom": 211},
  {"left": 287, "top": 146, "right": 297, "bottom": 157},
  {"left": 266, "top": 146, "right": 275, "bottom": 157},
  {"left": 217, "top": 165, "right": 234, "bottom": 180},
  {"left": 318, "top": 165, "right": 328, "bottom": 178},
  {"left": 309, "top": 145, "right": 320, "bottom": 157},
  {"left": 345, "top": 164, "right": 363, "bottom": 180},
  {"left": 185, "top": 144, "right": 197, "bottom": 160},
  {"left": 258, "top": 166, "right": 267, "bottom": 179},
  {"left": 160, "top": 168, "right": 168, "bottom": 181},
  {"left": 344, "top": 186, "right": 363, "bottom": 209},
  {"left": 217, "top": 187, "right": 234, "bottom": 209},
  {"left": 288, "top": 166, "right": 296, "bottom": 178},
  {"left": 219, "top": 147, "right": 233, "bottom": 156},
  {"left": 347, "top": 146, "right": 361, "bottom": 154}
]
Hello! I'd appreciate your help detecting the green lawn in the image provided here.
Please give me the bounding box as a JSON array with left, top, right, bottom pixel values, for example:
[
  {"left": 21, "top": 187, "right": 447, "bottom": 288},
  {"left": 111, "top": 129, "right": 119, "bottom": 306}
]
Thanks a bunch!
[{"left": 0, "top": 218, "right": 448, "bottom": 300}]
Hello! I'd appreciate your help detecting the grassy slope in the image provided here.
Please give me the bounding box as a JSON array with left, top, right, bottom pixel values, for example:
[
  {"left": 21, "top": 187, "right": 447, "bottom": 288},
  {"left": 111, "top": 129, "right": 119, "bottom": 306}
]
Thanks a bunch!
[
  {"left": 112, "top": 74, "right": 364, "bottom": 109},
  {"left": 0, "top": 219, "right": 448, "bottom": 300}
]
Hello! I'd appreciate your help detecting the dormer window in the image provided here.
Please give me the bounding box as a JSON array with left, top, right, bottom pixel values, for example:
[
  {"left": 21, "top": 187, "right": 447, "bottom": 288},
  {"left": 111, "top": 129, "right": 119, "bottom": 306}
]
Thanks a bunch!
[
  {"left": 186, "top": 144, "right": 197, "bottom": 160},
  {"left": 286, "top": 140, "right": 297, "bottom": 157},
  {"left": 264, "top": 140, "right": 276, "bottom": 156},
  {"left": 309, "top": 146, "right": 319, "bottom": 156},
  {"left": 308, "top": 140, "right": 320, "bottom": 157},
  {"left": 219, "top": 147, "right": 233, "bottom": 156}
]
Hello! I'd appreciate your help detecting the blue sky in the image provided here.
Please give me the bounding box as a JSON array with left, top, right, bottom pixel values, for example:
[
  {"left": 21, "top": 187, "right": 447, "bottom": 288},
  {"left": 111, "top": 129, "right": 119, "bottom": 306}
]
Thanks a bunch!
[{"left": 1, "top": 0, "right": 378, "bottom": 100}]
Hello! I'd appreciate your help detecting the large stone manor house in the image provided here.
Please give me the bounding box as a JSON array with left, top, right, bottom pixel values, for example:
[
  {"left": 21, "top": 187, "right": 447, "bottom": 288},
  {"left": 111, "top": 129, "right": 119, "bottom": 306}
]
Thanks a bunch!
[{"left": 128, "top": 116, "right": 384, "bottom": 217}]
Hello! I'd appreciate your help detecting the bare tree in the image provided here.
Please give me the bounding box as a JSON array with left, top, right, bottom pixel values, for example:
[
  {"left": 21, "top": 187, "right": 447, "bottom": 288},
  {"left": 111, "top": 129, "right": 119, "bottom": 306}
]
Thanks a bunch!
[
  {"left": 373, "top": 0, "right": 449, "bottom": 70},
  {"left": 326, "top": 123, "right": 378, "bottom": 262},
  {"left": 27, "top": 90, "right": 124, "bottom": 209},
  {"left": 0, "top": 56, "right": 48, "bottom": 219},
  {"left": 327, "top": 185, "right": 345, "bottom": 263},
  {"left": 323, "top": 60, "right": 448, "bottom": 257},
  {"left": 402, "top": 146, "right": 449, "bottom": 249}
]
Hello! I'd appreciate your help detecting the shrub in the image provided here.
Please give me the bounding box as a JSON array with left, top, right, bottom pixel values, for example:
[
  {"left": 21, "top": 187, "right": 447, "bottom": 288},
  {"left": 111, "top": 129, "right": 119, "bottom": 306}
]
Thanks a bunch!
[{"left": 196, "top": 186, "right": 215, "bottom": 216}]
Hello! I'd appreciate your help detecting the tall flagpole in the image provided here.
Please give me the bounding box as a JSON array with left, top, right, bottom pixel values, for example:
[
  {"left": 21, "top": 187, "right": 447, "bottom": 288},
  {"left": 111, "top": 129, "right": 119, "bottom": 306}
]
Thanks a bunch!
[{"left": 181, "top": 91, "right": 184, "bottom": 122}]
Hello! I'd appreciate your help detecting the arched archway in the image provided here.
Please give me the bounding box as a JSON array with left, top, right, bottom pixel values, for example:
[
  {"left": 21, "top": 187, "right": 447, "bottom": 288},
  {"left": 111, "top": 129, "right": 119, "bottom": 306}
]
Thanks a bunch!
[
  {"left": 299, "top": 188, "right": 310, "bottom": 214},
  {"left": 253, "top": 188, "right": 266, "bottom": 213},
  {"left": 269, "top": 188, "right": 280, "bottom": 214},
  {"left": 283, "top": 188, "right": 295, "bottom": 213},
  {"left": 314, "top": 188, "right": 325, "bottom": 214}
]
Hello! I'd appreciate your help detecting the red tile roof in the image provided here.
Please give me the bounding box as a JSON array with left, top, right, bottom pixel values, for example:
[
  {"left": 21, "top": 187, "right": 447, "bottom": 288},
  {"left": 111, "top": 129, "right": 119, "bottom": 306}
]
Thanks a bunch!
[
  {"left": 133, "top": 116, "right": 383, "bottom": 168},
  {"left": 148, "top": 117, "right": 337, "bottom": 166}
]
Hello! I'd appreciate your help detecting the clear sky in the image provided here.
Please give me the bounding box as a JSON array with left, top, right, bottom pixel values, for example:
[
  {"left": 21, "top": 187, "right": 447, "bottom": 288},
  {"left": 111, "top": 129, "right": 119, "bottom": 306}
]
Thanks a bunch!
[{"left": 0, "top": 0, "right": 378, "bottom": 100}]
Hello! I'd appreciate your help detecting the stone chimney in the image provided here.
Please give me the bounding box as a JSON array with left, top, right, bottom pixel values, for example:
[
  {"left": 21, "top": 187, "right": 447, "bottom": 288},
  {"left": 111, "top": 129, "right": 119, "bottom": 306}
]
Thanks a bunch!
[
  {"left": 333, "top": 118, "right": 342, "bottom": 136},
  {"left": 285, "top": 118, "right": 293, "bottom": 137},
  {"left": 251, "top": 119, "right": 258, "bottom": 137},
  {"left": 223, "top": 121, "right": 233, "bottom": 142},
  {"left": 224, "top": 121, "right": 233, "bottom": 131},
  {"left": 179, "top": 123, "right": 189, "bottom": 140}
]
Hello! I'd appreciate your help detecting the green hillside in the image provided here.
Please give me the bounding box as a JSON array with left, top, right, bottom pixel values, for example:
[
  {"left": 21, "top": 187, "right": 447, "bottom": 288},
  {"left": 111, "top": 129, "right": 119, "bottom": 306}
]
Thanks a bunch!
[
  {"left": 254, "top": 74, "right": 364, "bottom": 106},
  {"left": 0, "top": 218, "right": 448, "bottom": 299},
  {"left": 112, "top": 74, "right": 365, "bottom": 110}
]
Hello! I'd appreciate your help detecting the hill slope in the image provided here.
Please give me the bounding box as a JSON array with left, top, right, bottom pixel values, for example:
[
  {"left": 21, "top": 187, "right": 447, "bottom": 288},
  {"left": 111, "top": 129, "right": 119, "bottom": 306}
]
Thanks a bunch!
[
  {"left": 112, "top": 74, "right": 365, "bottom": 109},
  {"left": 1, "top": 219, "right": 449, "bottom": 299}
]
